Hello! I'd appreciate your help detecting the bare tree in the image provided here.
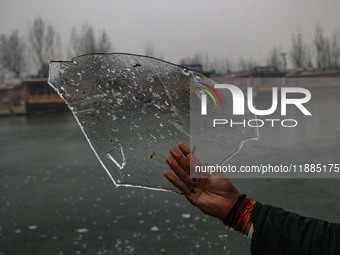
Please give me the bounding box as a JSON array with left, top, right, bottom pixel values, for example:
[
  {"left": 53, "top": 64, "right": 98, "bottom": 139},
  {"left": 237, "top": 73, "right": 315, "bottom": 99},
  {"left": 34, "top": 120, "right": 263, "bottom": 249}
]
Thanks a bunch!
[
  {"left": 313, "top": 25, "right": 332, "bottom": 71},
  {"left": 238, "top": 58, "right": 247, "bottom": 72},
  {"left": 45, "top": 24, "right": 61, "bottom": 61},
  {"left": 225, "top": 58, "right": 233, "bottom": 74},
  {"left": 209, "top": 57, "right": 220, "bottom": 73},
  {"left": 29, "top": 17, "right": 61, "bottom": 69},
  {"left": 290, "top": 31, "right": 307, "bottom": 69},
  {"left": 179, "top": 53, "right": 203, "bottom": 65},
  {"left": 238, "top": 57, "right": 254, "bottom": 72},
  {"left": 267, "top": 47, "right": 283, "bottom": 70},
  {"left": 304, "top": 46, "right": 314, "bottom": 69},
  {"left": 330, "top": 32, "right": 339, "bottom": 70},
  {"left": 69, "top": 23, "right": 112, "bottom": 56},
  {"left": 0, "top": 31, "right": 26, "bottom": 77},
  {"left": 206, "top": 57, "right": 233, "bottom": 74},
  {"left": 70, "top": 24, "right": 95, "bottom": 55},
  {"left": 97, "top": 31, "right": 112, "bottom": 53}
]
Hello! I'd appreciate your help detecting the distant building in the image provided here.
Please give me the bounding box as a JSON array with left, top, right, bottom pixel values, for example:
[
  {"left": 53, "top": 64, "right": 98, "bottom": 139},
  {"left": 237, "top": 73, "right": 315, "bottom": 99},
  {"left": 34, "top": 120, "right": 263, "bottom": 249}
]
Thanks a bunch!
[
  {"left": 0, "top": 79, "right": 25, "bottom": 116},
  {"left": 252, "top": 66, "right": 278, "bottom": 73},
  {"left": 182, "top": 63, "right": 203, "bottom": 72},
  {"left": 0, "top": 76, "right": 67, "bottom": 115},
  {"left": 0, "top": 87, "right": 11, "bottom": 116},
  {"left": 21, "top": 78, "right": 66, "bottom": 112}
]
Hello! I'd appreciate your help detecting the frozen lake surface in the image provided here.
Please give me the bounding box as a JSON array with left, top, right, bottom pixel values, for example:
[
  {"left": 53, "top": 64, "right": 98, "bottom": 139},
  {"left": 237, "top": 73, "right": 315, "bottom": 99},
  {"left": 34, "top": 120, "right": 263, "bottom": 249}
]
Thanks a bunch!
[{"left": 1, "top": 88, "right": 340, "bottom": 254}]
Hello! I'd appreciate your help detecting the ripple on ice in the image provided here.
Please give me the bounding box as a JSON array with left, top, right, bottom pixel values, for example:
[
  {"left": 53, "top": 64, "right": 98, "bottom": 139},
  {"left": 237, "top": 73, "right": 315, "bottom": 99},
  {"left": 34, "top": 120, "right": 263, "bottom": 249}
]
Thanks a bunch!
[
  {"left": 75, "top": 228, "right": 89, "bottom": 233},
  {"left": 182, "top": 213, "right": 191, "bottom": 219},
  {"left": 150, "top": 226, "right": 160, "bottom": 231}
]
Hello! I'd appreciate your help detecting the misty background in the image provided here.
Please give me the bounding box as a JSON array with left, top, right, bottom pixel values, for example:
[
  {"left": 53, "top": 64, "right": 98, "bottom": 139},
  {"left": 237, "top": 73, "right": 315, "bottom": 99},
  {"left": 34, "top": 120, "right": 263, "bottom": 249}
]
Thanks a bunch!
[
  {"left": 1, "top": 0, "right": 340, "bottom": 78},
  {"left": 1, "top": 1, "right": 340, "bottom": 255}
]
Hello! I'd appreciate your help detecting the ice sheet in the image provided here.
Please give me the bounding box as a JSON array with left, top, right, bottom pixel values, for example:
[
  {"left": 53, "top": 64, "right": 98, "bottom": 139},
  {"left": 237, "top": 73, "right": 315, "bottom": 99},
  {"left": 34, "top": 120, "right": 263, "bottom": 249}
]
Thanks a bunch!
[{"left": 48, "top": 54, "right": 257, "bottom": 191}]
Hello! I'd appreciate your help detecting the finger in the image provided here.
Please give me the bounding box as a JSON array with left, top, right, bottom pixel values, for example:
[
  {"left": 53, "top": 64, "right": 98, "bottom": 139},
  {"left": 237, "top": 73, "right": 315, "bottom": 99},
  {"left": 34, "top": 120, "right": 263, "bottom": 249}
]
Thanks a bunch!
[
  {"left": 188, "top": 154, "right": 211, "bottom": 178},
  {"left": 163, "top": 171, "right": 191, "bottom": 196},
  {"left": 187, "top": 154, "right": 198, "bottom": 178},
  {"left": 187, "top": 154, "right": 191, "bottom": 169},
  {"left": 169, "top": 147, "right": 182, "bottom": 159},
  {"left": 170, "top": 147, "right": 189, "bottom": 173},
  {"left": 166, "top": 156, "right": 192, "bottom": 186},
  {"left": 189, "top": 153, "right": 203, "bottom": 168},
  {"left": 178, "top": 143, "right": 190, "bottom": 157},
  {"left": 185, "top": 155, "right": 200, "bottom": 185}
]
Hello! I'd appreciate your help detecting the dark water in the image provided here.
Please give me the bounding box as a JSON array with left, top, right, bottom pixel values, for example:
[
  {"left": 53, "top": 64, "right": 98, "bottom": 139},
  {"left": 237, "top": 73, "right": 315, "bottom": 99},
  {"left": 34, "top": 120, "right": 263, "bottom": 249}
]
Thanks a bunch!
[{"left": 1, "top": 88, "right": 340, "bottom": 255}]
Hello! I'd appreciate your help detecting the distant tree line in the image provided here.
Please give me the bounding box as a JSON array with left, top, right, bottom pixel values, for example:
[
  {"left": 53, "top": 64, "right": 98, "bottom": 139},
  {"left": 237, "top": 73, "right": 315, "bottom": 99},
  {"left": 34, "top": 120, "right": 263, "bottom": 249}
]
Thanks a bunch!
[
  {"left": 1, "top": 18, "right": 340, "bottom": 80},
  {"left": 180, "top": 25, "right": 340, "bottom": 73},
  {"left": 288, "top": 25, "right": 339, "bottom": 71},
  {"left": 0, "top": 17, "right": 113, "bottom": 80}
]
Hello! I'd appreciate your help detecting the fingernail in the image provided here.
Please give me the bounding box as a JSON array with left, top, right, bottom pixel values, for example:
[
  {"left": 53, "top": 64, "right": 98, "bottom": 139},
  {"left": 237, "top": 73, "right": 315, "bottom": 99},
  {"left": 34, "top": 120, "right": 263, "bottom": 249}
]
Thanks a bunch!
[{"left": 166, "top": 157, "right": 174, "bottom": 165}]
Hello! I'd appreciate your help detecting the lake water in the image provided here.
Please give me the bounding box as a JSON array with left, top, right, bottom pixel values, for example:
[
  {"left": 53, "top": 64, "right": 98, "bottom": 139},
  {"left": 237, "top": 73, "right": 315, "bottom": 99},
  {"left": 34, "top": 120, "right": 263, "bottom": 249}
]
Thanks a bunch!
[{"left": 1, "top": 88, "right": 340, "bottom": 255}]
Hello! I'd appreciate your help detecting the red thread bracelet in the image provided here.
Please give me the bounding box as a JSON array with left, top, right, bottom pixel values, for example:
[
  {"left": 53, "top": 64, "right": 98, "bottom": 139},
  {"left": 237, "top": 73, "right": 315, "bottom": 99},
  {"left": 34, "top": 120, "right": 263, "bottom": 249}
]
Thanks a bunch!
[{"left": 230, "top": 196, "right": 255, "bottom": 234}]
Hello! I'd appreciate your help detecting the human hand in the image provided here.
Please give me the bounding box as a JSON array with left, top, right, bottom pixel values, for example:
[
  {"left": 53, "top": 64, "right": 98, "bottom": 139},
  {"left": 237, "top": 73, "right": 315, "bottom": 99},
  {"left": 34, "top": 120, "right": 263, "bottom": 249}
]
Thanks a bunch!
[{"left": 163, "top": 143, "right": 241, "bottom": 221}]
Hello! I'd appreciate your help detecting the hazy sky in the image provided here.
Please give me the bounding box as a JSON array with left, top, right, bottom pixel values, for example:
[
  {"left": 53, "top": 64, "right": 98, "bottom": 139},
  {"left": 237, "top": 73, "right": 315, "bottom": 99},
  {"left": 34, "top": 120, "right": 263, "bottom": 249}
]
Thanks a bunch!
[{"left": 0, "top": 0, "right": 339, "bottom": 68}]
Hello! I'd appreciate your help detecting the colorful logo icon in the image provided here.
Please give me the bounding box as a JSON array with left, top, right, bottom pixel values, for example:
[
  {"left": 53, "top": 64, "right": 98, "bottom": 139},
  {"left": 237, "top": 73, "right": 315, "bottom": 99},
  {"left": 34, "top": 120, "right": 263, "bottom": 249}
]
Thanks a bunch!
[{"left": 198, "top": 82, "right": 222, "bottom": 106}]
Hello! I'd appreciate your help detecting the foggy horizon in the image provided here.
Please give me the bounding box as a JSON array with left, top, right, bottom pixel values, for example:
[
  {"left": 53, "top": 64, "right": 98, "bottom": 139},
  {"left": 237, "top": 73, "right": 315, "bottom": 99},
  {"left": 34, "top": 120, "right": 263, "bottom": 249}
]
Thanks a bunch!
[{"left": 1, "top": 0, "right": 340, "bottom": 71}]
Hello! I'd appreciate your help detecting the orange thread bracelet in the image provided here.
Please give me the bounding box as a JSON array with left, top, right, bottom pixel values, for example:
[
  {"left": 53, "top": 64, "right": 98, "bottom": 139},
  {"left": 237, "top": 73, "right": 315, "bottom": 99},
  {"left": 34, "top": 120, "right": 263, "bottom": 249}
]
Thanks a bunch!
[{"left": 229, "top": 196, "right": 255, "bottom": 234}]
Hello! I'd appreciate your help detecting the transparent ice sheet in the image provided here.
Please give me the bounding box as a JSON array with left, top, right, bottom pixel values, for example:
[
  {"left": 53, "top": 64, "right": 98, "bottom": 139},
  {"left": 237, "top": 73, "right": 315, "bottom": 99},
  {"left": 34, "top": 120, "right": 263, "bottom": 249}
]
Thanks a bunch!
[
  {"left": 190, "top": 77, "right": 259, "bottom": 178},
  {"left": 48, "top": 54, "right": 257, "bottom": 191}
]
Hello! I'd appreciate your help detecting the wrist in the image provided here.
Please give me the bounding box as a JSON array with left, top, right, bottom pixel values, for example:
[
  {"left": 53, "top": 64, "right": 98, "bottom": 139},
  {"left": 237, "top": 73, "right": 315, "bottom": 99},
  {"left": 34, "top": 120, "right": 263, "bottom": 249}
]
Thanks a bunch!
[
  {"left": 223, "top": 194, "right": 246, "bottom": 225},
  {"left": 216, "top": 193, "right": 240, "bottom": 221}
]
